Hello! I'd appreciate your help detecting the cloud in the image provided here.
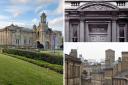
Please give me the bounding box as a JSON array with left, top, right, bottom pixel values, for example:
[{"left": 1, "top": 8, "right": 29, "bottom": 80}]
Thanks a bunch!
[
  {"left": 36, "top": 0, "right": 53, "bottom": 5},
  {"left": 0, "top": 20, "right": 33, "bottom": 29},
  {"left": 10, "top": 0, "right": 31, "bottom": 4},
  {"left": 32, "top": 18, "right": 38, "bottom": 24},
  {"left": 0, "top": 14, "right": 31, "bottom": 29},
  {"left": 5, "top": 5, "right": 31, "bottom": 17},
  {"left": 54, "top": 0, "right": 63, "bottom": 15},
  {"left": 0, "top": 15, "right": 9, "bottom": 20},
  {"left": 35, "top": 0, "right": 63, "bottom": 16},
  {"left": 0, "top": 0, "right": 63, "bottom": 31},
  {"left": 48, "top": 17, "right": 63, "bottom": 31}
]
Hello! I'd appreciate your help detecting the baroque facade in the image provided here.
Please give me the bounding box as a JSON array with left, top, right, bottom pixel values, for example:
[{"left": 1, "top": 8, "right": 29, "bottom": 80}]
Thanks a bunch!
[
  {"left": 0, "top": 13, "right": 62, "bottom": 49},
  {"left": 65, "top": 0, "right": 128, "bottom": 42},
  {"left": 33, "top": 13, "right": 62, "bottom": 49}
]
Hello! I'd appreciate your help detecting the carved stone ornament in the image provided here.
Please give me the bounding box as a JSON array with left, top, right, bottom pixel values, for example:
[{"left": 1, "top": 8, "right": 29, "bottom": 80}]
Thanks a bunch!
[{"left": 82, "top": 4, "right": 114, "bottom": 11}]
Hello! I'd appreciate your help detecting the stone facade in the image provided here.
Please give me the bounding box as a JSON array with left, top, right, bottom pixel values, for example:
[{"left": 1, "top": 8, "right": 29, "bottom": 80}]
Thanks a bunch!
[
  {"left": 65, "top": 49, "right": 82, "bottom": 85},
  {"left": 65, "top": 0, "right": 128, "bottom": 42},
  {"left": 0, "top": 13, "right": 62, "bottom": 49},
  {"left": 91, "top": 72, "right": 104, "bottom": 85},
  {"left": 33, "top": 13, "right": 62, "bottom": 49},
  {"left": 0, "top": 24, "right": 35, "bottom": 48}
]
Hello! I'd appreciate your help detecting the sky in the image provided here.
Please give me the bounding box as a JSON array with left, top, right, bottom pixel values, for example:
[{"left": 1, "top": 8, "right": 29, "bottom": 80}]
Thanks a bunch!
[
  {"left": 0, "top": 0, "right": 63, "bottom": 31},
  {"left": 64, "top": 42, "right": 128, "bottom": 62}
]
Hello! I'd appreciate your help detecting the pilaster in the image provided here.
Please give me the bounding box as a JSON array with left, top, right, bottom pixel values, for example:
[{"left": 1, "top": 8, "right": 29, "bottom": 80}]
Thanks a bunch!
[
  {"left": 112, "top": 20, "right": 117, "bottom": 42},
  {"left": 80, "top": 20, "right": 85, "bottom": 42},
  {"left": 65, "top": 19, "right": 69, "bottom": 42}
]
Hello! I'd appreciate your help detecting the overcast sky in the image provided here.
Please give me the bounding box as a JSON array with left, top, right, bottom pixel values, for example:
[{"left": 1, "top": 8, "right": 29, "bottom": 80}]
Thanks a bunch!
[
  {"left": 0, "top": 0, "right": 63, "bottom": 31},
  {"left": 64, "top": 42, "right": 128, "bottom": 62}
]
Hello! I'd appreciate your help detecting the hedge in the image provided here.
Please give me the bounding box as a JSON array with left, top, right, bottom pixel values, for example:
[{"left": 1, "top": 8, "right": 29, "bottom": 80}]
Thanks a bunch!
[
  {"left": 4, "top": 53, "right": 63, "bottom": 74},
  {"left": 2, "top": 48, "right": 63, "bottom": 65}
]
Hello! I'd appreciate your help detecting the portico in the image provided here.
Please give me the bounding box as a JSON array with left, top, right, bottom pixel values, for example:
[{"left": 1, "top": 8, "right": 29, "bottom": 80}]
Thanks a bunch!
[{"left": 65, "top": 1, "right": 128, "bottom": 42}]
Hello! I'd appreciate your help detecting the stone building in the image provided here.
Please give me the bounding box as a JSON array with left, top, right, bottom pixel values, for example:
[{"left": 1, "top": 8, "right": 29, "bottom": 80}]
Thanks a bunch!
[
  {"left": 65, "top": 0, "right": 128, "bottom": 42},
  {"left": 104, "top": 67, "right": 113, "bottom": 85},
  {"left": 65, "top": 49, "right": 82, "bottom": 85},
  {"left": 0, "top": 24, "right": 35, "bottom": 48},
  {"left": 104, "top": 51, "right": 128, "bottom": 85},
  {"left": 91, "top": 71, "right": 104, "bottom": 85},
  {"left": 105, "top": 49, "right": 115, "bottom": 67},
  {"left": 33, "top": 13, "right": 62, "bottom": 49},
  {"left": 0, "top": 13, "right": 62, "bottom": 49},
  {"left": 81, "top": 49, "right": 128, "bottom": 85}
]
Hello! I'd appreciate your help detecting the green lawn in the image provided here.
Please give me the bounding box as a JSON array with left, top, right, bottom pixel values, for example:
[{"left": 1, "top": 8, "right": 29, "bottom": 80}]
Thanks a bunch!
[{"left": 0, "top": 54, "right": 63, "bottom": 85}]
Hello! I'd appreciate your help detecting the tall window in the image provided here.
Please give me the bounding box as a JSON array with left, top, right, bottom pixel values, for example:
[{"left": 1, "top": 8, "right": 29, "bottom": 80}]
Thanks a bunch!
[
  {"left": 24, "top": 39, "right": 27, "bottom": 44},
  {"left": 29, "top": 40, "right": 31, "bottom": 44},
  {"left": 16, "top": 39, "right": 20, "bottom": 45},
  {"left": 119, "top": 24, "right": 125, "bottom": 42},
  {"left": 72, "top": 24, "right": 78, "bottom": 42}
]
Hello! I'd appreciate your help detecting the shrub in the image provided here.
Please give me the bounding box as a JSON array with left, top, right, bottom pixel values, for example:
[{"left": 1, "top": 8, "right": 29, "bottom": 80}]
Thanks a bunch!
[{"left": 2, "top": 48, "right": 63, "bottom": 65}]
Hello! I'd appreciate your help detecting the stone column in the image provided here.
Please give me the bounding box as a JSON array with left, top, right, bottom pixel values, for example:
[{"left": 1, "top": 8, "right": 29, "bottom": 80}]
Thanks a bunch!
[
  {"left": 80, "top": 20, "right": 84, "bottom": 42},
  {"left": 112, "top": 20, "right": 117, "bottom": 42},
  {"left": 124, "top": 24, "right": 127, "bottom": 42},
  {"left": 85, "top": 21, "right": 88, "bottom": 42},
  {"left": 116, "top": 23, "right": 119, "bottom": 42},
  {"left": 65, "top": 19, "right": 69, "bottom": 42},
  {"left": 107, "top": 22, "right": 111, "bottom": 42}
]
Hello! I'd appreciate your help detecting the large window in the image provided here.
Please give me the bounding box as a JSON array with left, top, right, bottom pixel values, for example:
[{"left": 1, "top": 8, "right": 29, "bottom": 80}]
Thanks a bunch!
[
  {"left": 72, "top": 24, "right": 78, "bottom": 42},
  {"left": 119, "top": 24, "right": 125, "bottom": 42},
  {"left": 24, "top": 39, "right": 27, "bottom": 44},
  {"left": 16, "top": 39, "right": 20, "bottom": 45}
]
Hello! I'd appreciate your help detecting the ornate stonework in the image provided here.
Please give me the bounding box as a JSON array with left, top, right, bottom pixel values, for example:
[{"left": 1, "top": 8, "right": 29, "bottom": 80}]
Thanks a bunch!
[
  {"left": 82, "top": 4, "right": 114, "bottom": 11},
  {"left": 65, "top": 0, "right": 128, "bottom": 42}
]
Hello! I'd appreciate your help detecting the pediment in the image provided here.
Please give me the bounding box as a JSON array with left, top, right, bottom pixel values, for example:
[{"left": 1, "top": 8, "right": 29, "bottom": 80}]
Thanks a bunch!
[{"left": 77, "top": 2, "right": 119, "bottom": 11}]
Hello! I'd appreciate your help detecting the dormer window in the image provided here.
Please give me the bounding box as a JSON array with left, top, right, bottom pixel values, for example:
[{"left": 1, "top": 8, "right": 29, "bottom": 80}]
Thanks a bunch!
[
  {"left": 117, "top": 1, "right": 126, "bottom": 6},
  {"left": 71, "top": 2, "right": 80, "bottom": 6}
]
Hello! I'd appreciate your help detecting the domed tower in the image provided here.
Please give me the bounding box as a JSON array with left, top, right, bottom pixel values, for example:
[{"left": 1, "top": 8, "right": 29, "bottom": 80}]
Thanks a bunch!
[
  {"left": 36, "top": 12, "right": 51, "bottom": 49},
  {"left": 40, "top": 12, "right": 47, "bottom": 24}
]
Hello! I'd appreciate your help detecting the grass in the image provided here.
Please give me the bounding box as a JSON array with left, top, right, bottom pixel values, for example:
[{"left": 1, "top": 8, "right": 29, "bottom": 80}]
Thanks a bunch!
[
  {"left": 0, "top": 54, "right": 63, "bottom": 85},
  {"left": 4, "top": 53, "right": 63, "bottom": 74}
]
